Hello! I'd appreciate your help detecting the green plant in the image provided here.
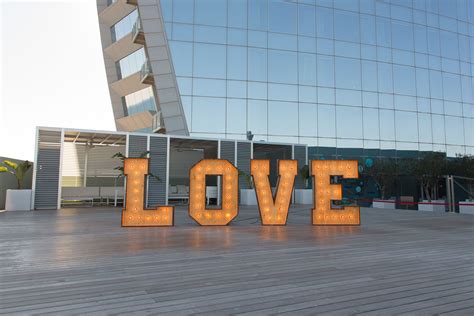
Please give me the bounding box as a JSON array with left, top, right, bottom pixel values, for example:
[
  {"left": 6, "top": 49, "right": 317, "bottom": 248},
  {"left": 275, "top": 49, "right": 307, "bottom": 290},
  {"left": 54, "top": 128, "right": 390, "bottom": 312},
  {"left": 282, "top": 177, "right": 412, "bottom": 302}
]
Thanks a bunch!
[
  {"left": 238, "top": 169, "right": 253, "bottom": 189},
  {"left": 0, "top": 160, "right": 32, "bottom": 189},
  {"left": 299, "top": 164, "right": 310, "bottom": 189},
  {"left": 413, "top": 152, "right": 446, "bottom": 201},
  {"left": 112, "top": 151, "right": 160, "bottom": 181}
]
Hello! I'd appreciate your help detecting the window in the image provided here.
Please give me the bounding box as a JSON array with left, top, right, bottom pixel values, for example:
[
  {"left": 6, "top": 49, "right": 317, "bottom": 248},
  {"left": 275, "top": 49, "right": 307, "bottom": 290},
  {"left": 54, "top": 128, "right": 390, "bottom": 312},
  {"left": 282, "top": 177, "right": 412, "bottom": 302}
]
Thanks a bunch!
[
  {"left": 391, "top": 21, "right": 414, "bottom": 51},
  {"left": 117, "top": 48, "right": 146, "bottom": 78},
  {"left": 299, "top": 103, "right": 317, "bottom": 137},
  {"left": 269, "top": 0, "right": 297, "bottom": 34},
  {"left": 393, "top": 65, "right": 416, "bottom": 96},
  {"left": 268, "top": 50, "right": 297, "bottom": 84},
  {"left": 360, "top": 14, "right": 376, "bottom": 45},
  {"left": 298, "top": 53, "right": 316, "bottom": 86},
  {"left": 416, "top": 68, "right": 430, "bottom": 98},
  {"left": 440, "top": 31, "right": 459, "bottom": 59},
  {"left": 363, "top": 108, "right": 379, "bottom": 140},
  {"left": 193, "top": 78, "right": 226, "bottom": 97},
  {"left": 192, "top": 97, "right": 225, "bottom": 133},
  {"left": 429, "top": 70, "right": 443, "bottom": 99},
  {"left": 317, "top": 55, "right": 334, "bottom": 87},
  {"left": 362, "top": 61, "right": 377, "bottom": 92},
  {"left": 395, "top": 111, "right": 418, "bottom": 142},
  {"left": 335, "top": 57, "right": 361, "bottom": 90},
  {"left": 248, "top": 48, "right": 267, "bottom": 81},
  {"left": 377, "top": 63, "right": 393, "bottom": 93},
  {"left": 316, "top": 7, "right": 333, "bottom": 39},
  {"left": 376, "top": 17, "right": 391, "bottom": 47},
  {"left": 336, "top": 106, "right": 363, "bottom": 139},
  {"left": 228, "top": 0, "right": 247, "bottom": 28},
  {"left": 432, "top": 114, "right": 445, "bottom": 143},
  {"left": 227, "top": 99, "right": 246, "bottom": 134},
  {"left": 227, "top": 46, "right": 247, "bottom": 80},
  {"left": 379, "top": 110, "right": 395, "bottom": 140},
  {"left": 334, "top": 10, "right": 360, "bottom": 42},
  {"left": 268, "top": 101, "right": 298, "bottom": 135},
  {"left": 318, "top": 104, "right": 336, "bottom": 138},
  {"left": 170, "top": 42, "right": 193, "bottom": 76},
  {"left": 442, "top": 73, "right": 462, "bottom": 102},
  {"left": 248, "top": 100, "right": 267, "bottom": 134},
  {"left": 298, "top": 4, "right": 315, "bottom": 37},
  {"left": 195, "top": 26, "right": 226, "bottom": 44},
  {"left": 414, "top": 25, "right": 428, "bottom": 53},
  {"left": 111, "top": 10, "right": 138, "bottom": 42},
  {"left": 445, "top": 116, "right": 464, "bottom": 145},
  {"left": 193, "top": 43, "right": 226, "bottom": 79},
  {"left": 195, "top": 0, "right": 227, "bottom": 26},
  {"left": 248, "top": 0, "right": 268, "bottom": 31},
  {"left": 172, "top": 0, "right": 193, "bottom": 23}
]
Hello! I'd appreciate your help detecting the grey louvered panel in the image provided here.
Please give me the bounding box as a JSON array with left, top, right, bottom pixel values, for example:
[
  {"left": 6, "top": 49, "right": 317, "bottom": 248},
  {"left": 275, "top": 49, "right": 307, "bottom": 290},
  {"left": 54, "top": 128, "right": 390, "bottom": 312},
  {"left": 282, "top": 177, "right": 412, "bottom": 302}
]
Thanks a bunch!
[
  {"left": 148, "top": 137, "right": 167, "bottom": 206},
  {"left": 294, "top": 145, "right": 307, "bottom": 189},
  {"left": 128, "top": 135, "right": 148, "bottom": 158},
  {"left": 237, "top": 142, "right": 251, "bottom": 189},
  {"left": 34, "top": 131, "right": 61, "bottom": 210},
  {"left": 220, "top": 141, "right": 235, "bottom": 164}
]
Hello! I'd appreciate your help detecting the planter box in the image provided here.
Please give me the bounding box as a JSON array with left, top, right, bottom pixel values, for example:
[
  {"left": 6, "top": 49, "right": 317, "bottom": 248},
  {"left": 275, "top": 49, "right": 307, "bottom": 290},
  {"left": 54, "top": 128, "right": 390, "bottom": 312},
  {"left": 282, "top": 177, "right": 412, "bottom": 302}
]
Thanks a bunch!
[
  {"left": 418, "top": 200, "right": 445, "bottom": 212},
  {"left": 295, "top": 189, "right": 313, "bottom": 205},
  {"left": 5, "top": 189, "right": 32, "bottom": 211},
  {"left": 240, "top": 189, "right": 257, "bottom": 205},
  {"left": 459, "top": 200, "right": 474, "bottom": 215},
  {"left": 372, "top": 200, "right": 396, "bottom": 209}
]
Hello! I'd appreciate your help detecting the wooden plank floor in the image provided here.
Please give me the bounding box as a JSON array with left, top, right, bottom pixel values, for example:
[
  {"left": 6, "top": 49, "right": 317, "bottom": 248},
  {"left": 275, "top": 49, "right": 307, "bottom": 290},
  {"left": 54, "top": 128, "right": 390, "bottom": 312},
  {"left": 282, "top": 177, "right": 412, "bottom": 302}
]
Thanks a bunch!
[{"left": 0, "top": 205, "right": 473, "bottom": 315}]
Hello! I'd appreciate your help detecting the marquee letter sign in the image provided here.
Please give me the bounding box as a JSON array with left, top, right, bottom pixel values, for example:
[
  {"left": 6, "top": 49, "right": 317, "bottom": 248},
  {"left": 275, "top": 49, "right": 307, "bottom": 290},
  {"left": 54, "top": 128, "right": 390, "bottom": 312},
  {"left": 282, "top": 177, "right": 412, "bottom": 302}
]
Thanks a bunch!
[
  {"left": 189, "top": 159, "right": 238, "bottom": 226},
  {"left": 251, "top": 160, "right": 297, "bottom": 225},
  {"left": 121, "top": 158, "right": 360, "bottom": 227},
  {"left": 122, "top": 158, "right": 174, "bottom": 227},
  {"left": 311, "top": 160, "right": 360, "bottom": 226}
]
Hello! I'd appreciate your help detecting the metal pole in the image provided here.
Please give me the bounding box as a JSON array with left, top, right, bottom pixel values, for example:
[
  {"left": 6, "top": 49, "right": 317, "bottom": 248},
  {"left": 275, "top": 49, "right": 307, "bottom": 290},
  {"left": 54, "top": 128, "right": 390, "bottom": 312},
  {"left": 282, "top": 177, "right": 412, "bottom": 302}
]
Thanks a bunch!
[{"left": 446, "top": 176, "right": 452, "bottom": 213}]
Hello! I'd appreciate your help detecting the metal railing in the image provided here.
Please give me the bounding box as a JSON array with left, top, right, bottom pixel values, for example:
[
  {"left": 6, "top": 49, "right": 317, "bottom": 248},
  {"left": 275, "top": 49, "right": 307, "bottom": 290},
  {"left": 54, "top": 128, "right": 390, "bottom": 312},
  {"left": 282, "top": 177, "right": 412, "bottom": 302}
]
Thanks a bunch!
[
  {"left": 152, "top": 111, "right": 163, "bottom": 132},
  {"left": 140, "top": 59, "right": 152, "bottom": 82},
  {"left": 131, "top": 18, "right": 142, "bottom": 42}
]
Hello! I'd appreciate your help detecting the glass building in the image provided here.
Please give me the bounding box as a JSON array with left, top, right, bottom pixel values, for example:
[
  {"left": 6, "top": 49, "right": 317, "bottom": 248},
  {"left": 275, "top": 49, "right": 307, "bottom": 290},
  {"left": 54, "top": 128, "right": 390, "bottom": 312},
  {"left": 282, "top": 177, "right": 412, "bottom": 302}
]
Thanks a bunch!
[{"left": 97, "top": 0, "right": 474, "bottom": 157}]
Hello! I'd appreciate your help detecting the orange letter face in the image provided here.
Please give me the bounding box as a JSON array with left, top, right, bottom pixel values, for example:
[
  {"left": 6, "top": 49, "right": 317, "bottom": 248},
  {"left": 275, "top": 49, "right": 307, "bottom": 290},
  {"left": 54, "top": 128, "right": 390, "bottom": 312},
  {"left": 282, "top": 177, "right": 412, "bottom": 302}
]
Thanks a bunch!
[
  {"left": 251, "top": 160, "right": 297, "bottom": 225},
  {"left": 311, "top": 160, "right": 360, "bottom": 225},
  {"left": 122, "top": 158, "right": 173, "bottom": 227},
  {"left": 189, "top": 159, "right": 238, "bottom": 226}
]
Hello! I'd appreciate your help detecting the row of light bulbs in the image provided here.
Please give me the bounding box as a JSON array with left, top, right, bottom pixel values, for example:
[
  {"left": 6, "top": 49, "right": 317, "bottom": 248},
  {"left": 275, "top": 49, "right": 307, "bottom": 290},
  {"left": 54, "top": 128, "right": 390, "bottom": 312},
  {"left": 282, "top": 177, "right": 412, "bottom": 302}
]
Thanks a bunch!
[{"left": 121, "top": 158, "right": 360, "bottom": 227}]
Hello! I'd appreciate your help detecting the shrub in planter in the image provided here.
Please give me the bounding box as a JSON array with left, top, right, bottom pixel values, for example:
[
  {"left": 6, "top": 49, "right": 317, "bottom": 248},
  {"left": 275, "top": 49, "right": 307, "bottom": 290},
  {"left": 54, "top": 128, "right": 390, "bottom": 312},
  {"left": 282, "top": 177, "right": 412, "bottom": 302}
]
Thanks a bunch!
[{"left": 1, "top": 160, "right": 33, "bottom": 211}]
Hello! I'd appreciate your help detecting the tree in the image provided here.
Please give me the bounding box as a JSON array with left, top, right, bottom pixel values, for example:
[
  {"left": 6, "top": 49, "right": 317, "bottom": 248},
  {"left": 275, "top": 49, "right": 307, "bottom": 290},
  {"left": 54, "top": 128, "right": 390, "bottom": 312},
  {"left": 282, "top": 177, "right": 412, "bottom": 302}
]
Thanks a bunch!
[
  {"left": 0, "top": 160, "right": 32, "bottom": 189},
  {"left": 112, "top": 151, "right": 160, "bottom": 181},
  {"left": 363, "top": 158, "right": 398, "bottom": 200},
  {"left": 413, "top": 152, "right": 446, "bottom": 201}
]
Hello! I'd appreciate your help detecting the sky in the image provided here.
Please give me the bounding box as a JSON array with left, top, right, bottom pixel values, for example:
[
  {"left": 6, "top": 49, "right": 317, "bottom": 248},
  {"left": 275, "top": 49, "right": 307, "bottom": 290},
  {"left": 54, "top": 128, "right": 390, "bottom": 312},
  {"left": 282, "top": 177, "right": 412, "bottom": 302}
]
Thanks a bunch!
[{"left": 1, "top": 0, "right": 116, "bottom": 161}]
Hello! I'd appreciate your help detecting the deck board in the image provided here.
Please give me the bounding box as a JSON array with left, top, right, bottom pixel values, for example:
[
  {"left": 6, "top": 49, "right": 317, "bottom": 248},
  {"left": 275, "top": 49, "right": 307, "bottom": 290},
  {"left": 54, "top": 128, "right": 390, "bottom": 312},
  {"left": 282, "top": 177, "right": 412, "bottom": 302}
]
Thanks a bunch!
[{"left": 0, "top": 206, "right": 473, "bottom": 315}]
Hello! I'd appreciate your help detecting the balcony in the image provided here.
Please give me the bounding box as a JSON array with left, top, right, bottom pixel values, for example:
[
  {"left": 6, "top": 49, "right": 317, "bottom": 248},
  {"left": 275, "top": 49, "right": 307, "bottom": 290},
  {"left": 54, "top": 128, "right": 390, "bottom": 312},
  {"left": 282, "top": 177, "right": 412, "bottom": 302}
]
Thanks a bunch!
[
  {"left": 109, "top": 71, "right": 150, "bottom": 97},
  {"left": 131, "top": 18, "right": 145, "bottom": 45},
  {"left": 115, "top": 111, "right": 154, "bottom": 132},
  {"left": 104, "top": 32, "right": 142, "bottom": 62},
  {"left": 140, "top": 60, "right": 154, "bottom": 85},
  {"left": 99, "top": 0, "right": 136, "bottom": 26}
]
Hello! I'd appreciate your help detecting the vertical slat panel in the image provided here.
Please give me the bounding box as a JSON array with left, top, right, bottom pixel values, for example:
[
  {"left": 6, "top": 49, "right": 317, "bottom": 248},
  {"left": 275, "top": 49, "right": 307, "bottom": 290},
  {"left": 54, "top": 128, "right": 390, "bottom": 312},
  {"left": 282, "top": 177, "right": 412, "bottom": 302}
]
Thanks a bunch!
[
  {"left": 148, "top": 136, "right": 167, "bottom": 206},
  {"left": 237, "top": 142, "right": 251, "bottom": 189},
  {"left": 34, "top": 130, "right": 61, "bottom": 210},
  {"left": 220, "top": 141, "right": 235, "bottom": 164},
  {"left": 128, "top": 135, "right": 147, "bottom": 157},
  {"left": 294, "top": 145, "right": 307, "bottom": 189}
]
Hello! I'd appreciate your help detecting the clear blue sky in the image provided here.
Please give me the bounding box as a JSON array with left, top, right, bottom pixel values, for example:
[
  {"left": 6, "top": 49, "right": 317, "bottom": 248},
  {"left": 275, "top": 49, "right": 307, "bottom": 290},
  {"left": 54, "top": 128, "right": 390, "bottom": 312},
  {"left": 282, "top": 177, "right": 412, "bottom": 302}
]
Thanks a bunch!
[{"left": 1, "top": 0, "right": 116, "bottom": 161}]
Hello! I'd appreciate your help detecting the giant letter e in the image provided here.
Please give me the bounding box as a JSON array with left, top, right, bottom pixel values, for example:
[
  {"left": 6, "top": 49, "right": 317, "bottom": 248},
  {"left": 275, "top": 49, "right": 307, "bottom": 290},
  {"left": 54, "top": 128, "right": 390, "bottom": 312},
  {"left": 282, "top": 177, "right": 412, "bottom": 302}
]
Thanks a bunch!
[{"left": 311, "top": 160, "right": 360, "bottom": 225}]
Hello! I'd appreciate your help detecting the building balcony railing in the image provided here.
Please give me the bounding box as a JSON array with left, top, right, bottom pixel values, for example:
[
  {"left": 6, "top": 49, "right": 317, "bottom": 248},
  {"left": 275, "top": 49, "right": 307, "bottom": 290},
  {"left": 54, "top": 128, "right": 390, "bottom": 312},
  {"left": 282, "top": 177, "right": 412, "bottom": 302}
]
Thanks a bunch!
[
  {"left": 131, "top": 18, "right": 145, "bottom": 45},
  {"left": 152, "top": 111, "right": 165, "bottom": 133},
  {"left": 140, "top": 59, "right": 154, "bottom": 85}
]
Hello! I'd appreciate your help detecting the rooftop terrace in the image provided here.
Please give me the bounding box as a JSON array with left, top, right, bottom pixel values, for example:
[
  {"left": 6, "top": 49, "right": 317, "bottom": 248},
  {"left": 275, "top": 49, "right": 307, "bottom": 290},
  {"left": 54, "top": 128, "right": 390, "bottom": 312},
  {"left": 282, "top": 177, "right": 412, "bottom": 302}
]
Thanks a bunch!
[{"left": 0, "top": 206, "right": 473, "bottom": 314}]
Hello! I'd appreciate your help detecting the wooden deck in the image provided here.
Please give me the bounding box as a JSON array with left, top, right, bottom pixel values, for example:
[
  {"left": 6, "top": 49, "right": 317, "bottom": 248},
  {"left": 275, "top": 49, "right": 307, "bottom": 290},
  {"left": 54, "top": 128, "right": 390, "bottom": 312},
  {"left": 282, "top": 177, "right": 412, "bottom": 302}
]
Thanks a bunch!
[{"left": 0, "top": 206, "right": 473, "bottom": 315}]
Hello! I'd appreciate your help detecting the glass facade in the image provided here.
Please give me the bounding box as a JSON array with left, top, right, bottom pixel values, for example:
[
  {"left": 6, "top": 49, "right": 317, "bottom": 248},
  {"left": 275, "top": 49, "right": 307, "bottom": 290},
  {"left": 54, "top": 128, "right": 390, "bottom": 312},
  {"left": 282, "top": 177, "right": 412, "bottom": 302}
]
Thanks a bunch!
[{"left": 156, "top": 0, "right": 474, "bottom": 157}]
